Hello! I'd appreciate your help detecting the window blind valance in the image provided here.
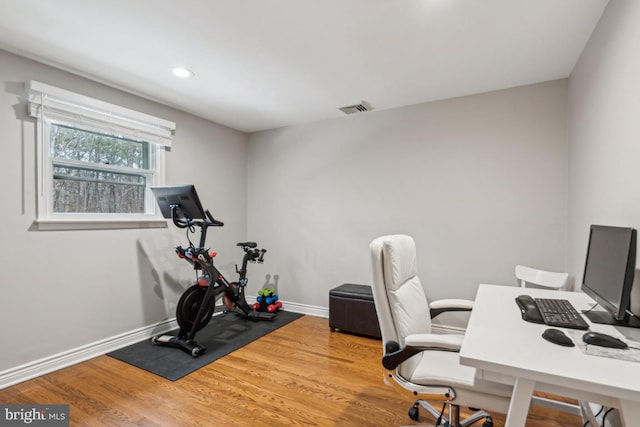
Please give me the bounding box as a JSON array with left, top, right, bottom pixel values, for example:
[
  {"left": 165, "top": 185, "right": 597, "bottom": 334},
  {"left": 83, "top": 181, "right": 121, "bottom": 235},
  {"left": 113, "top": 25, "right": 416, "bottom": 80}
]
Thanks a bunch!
[{"left": 26, "top": 80, "right": 176, "bottom": 147}]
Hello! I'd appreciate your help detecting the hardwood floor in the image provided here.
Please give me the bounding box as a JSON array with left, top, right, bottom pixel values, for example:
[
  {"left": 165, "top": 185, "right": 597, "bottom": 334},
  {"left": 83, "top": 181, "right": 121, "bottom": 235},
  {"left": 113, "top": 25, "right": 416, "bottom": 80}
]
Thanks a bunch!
[{"left": 1, "top": 315, "right": 583, "bottom": 426}]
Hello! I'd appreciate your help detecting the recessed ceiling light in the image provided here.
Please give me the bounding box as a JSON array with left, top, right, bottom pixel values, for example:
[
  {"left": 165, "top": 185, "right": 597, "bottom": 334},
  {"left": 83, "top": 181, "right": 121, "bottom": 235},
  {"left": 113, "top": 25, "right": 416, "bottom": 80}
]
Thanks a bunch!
[{"left": 172, "top": 67, "right": 194, "bottom": 78}]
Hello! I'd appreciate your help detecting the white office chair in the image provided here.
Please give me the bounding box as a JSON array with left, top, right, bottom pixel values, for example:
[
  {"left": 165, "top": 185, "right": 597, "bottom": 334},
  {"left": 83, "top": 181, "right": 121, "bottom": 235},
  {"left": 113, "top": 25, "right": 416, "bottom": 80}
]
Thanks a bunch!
[
  {"left": 370, "top": 235, "right": 512, "bottom": 427},
  {"left": 515, "top": 265, "right": 569, "bottom": 290}
]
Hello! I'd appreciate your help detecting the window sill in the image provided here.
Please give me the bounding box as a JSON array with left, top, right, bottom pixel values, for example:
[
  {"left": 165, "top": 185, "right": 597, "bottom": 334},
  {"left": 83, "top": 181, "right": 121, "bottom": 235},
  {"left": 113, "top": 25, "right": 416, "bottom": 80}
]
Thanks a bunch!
[{"left": 33, "top": 218, "right": 168, "bottom": 231}]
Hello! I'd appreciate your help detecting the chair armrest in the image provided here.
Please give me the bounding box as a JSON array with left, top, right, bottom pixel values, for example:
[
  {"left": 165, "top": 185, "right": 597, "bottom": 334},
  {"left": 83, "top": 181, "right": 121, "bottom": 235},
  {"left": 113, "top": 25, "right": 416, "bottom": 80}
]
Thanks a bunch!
[
  {"left": 405, "top": 333, "right": 463, "bottom": 350},
  {"left": 429, "top": 298, "right": 474, "bottom": 318},
  {"left": 382, "top": 334, "right": 463, "bottom": 370}
]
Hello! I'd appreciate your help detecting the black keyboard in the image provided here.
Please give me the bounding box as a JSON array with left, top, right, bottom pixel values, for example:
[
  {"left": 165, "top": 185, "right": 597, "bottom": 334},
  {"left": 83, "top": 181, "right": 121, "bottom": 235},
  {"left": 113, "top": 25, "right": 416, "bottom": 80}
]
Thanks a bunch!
[{"left": 535, "top": 297, "right": 589, "bottom": 330}]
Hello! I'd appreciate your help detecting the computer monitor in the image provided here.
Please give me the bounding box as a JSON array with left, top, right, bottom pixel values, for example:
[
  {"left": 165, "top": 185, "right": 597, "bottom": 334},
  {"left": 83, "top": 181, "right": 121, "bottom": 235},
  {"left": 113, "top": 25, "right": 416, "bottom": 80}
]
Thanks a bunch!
[
  {"left": 151, "top": 185, "right": 207, "bottom": 221},
  {"left": 581, "top": 225, "right": 637, "bottom": 325}
]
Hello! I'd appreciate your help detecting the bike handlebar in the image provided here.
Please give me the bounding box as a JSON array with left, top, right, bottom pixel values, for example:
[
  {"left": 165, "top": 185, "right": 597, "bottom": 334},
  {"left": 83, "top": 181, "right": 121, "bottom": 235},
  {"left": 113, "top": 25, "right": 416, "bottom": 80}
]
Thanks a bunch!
[
  {"left": 170, "top": 204, "right": 224, "bottom": 228},
  {"left": 205, "top": 210, "right": 224, "bottom": 227}
]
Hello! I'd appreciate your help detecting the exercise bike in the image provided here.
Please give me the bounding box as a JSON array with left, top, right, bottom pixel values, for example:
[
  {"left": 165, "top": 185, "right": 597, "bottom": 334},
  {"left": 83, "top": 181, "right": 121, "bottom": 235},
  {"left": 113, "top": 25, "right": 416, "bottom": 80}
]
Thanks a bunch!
[{"left": 150, "top": 185, "right": 277, "bottom": 357}]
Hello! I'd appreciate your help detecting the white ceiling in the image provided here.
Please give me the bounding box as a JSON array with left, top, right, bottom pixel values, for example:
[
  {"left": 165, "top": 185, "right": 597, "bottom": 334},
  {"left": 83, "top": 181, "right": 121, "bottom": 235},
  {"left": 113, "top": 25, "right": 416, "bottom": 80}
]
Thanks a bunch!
[{"left": 0, "top": 0, "right": 609, "bottom": 133}]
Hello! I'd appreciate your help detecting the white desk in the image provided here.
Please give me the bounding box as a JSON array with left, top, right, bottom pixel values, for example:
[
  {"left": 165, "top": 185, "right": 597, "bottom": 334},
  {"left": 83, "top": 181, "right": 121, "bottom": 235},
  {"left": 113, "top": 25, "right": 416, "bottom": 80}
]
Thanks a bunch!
[{"left": 459, "top": 284, "right": 640, "bottom": 427}]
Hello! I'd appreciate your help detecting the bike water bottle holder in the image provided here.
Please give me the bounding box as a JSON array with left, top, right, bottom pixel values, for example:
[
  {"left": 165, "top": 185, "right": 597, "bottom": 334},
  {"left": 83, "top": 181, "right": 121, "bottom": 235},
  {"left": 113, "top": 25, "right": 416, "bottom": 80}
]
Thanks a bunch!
[{"left": 176, "top": 245, "right": 217, "bottom": 271}]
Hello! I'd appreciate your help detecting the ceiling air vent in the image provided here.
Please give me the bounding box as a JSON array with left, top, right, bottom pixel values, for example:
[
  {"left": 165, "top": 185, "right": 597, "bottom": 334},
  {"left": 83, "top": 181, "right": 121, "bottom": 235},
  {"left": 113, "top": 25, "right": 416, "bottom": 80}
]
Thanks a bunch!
[{"left": 339, "top": 101, "right": 373, "bottom": 115}]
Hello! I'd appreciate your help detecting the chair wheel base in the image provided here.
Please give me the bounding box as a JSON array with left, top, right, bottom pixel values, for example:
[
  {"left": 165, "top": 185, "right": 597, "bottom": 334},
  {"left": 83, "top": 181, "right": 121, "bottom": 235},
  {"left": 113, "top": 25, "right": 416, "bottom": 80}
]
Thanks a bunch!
[
  {"left": 406, "top": 402, "right": 494, "bottom": 427},
  {"left": 408, "top": 405, "right": 420, "bottom": 421}
]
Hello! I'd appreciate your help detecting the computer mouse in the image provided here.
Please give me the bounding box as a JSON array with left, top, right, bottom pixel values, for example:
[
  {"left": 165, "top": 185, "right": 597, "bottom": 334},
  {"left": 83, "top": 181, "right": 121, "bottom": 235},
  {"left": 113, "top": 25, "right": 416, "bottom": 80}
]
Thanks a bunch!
[
  {"left": 542, "top": 328, "right": 575, "bottom": 347},
  {"left": 582, "top": 331, "right": 628, "bottom": 349}
]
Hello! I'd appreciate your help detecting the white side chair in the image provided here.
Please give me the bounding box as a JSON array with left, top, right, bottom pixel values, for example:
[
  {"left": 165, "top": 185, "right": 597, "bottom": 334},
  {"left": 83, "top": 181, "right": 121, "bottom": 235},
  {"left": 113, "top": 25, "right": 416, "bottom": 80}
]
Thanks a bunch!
[
  {"left": 370, "top": 234, "right": 512, "bottom": 426},
  {"left": 516, "top": 266, "right": 586, "bottom": 416},
  {"left": 515, "top": 265, "right": 569, "bottom": 290}
]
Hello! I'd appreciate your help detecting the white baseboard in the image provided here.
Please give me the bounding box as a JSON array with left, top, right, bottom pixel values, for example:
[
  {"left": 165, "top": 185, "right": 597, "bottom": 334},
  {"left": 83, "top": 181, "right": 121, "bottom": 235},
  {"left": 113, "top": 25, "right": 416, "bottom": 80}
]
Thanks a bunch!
[
  {"left": 245, "top": 296, "right": 329, "bottom": 318},
  {"left": 0, "top": 318, "right": 177, "bottom": 390}
]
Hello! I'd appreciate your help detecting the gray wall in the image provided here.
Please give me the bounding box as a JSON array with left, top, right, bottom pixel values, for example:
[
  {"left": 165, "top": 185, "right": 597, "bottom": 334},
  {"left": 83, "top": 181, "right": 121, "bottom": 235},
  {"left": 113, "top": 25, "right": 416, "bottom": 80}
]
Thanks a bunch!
[
  {"left": 568, "top": 0, "right": 640, "bottom": 313},
  {"left": 13, "top": 6, "right": 633, "bottom": 370},
  {"left": 0, "top": 49, "right": 248, "bottom": 371},
  {"left": 247, "top": 80, "right": 569, "bottom": 308}
]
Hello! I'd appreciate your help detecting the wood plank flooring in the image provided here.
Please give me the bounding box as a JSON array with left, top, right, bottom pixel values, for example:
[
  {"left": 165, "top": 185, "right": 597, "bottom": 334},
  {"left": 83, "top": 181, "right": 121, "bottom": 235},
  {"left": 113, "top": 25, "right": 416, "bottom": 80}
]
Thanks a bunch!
[{"left": 1, "top": 315, "right": 583, "bottom": 426}]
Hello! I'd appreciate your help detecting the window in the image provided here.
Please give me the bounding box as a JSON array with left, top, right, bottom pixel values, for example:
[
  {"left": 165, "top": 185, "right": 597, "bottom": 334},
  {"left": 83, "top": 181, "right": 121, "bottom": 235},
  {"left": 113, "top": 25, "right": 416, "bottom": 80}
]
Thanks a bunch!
[
  {"left": 27, "top": 81, "right": 175, "bottom": 229},
  {"left": 51, "top": 124, "right": 152, "bottom": 214}
]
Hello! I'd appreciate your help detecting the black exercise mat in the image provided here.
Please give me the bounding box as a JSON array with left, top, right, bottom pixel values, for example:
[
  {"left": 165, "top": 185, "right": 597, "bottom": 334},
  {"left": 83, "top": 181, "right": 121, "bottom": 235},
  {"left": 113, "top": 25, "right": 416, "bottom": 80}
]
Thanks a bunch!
[{"left": 108, "top": 310, "right": 303, "bottom": 381}]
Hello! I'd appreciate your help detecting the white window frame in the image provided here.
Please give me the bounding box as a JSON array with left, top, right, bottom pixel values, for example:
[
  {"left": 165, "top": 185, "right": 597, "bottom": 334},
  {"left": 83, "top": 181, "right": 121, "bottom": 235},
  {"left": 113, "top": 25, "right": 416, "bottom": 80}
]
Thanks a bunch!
[{"left": 26, "top": 81, "right": 175, "bottom": 230}]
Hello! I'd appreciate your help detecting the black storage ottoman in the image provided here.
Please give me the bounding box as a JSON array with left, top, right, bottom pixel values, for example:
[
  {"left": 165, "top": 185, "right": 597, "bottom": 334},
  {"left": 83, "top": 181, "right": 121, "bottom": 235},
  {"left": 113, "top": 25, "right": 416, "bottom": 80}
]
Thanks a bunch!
[{"left": 329, "top": 284, "right": 382, "bottom": 339}]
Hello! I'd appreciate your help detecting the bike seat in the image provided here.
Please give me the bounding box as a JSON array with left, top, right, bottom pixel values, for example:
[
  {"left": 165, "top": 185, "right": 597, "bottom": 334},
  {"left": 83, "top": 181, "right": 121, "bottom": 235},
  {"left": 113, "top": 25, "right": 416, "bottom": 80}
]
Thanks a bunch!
[{"left": 236, "top": 242, "right": 257, "bottom": 248}]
